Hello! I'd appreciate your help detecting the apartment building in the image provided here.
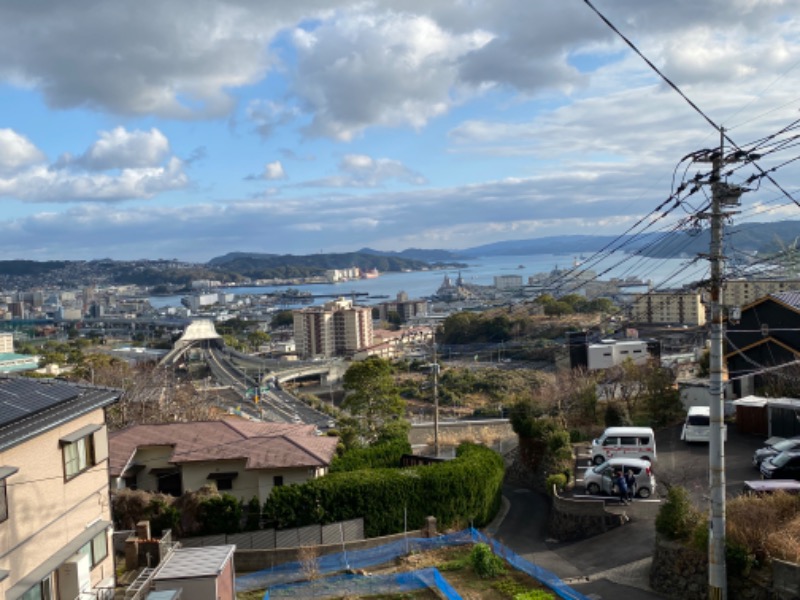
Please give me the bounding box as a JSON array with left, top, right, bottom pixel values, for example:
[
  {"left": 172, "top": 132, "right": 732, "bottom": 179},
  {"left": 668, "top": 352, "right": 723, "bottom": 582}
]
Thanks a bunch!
[
  {"left": 629, "top": 290, "right": 706, "bottom": 326},
  {"left": 722, "top": 279, "right": 800, "bottom": 308},
  {"left": 0, "top": 335, "right": 12, "bottom": 354},
  {"left": 0, "top": 377, "right": 120, "bottom": 600},
  {"left": 293, "top": 297, "right": 373, "bottom": 358},
  {"left": 373, "top": 292, "right": 428, "bottom": 322}
]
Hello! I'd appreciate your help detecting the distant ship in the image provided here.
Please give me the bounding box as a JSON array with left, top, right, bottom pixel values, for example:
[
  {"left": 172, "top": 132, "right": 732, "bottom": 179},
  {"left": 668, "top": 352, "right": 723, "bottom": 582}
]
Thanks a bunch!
[{"left": 361, "top": 268, "right": 380, "bottom": 279}]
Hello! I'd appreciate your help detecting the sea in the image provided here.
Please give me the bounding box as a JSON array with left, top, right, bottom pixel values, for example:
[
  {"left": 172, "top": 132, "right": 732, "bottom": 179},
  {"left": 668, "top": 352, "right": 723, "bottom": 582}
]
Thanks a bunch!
[{"left": 148, "top": 253, "right": 710, "bottom": 310}]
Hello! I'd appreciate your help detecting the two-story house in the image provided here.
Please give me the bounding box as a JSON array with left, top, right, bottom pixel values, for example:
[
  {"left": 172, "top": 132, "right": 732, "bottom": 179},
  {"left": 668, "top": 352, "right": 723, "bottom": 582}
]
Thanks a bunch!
[
  {"left": 109, "top": 419, "right": 338, "bottom": 503},
  {"left": 0, "top": 376, "right": 121, "bottom": 600}
]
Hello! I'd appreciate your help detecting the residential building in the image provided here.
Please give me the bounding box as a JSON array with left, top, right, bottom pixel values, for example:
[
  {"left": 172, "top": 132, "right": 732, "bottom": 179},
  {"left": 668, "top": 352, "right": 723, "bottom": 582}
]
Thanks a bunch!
[
  {"left": 629, "top": 290, "right": 706, "bottom": 326},
  {"left": 494, "top": 275, "right": 523, "bottom": 290},
  {"left": 109, "top": 419, "right": 338, "bottom": 503},
  {"left": 293, "top": 297, "right": 373, "bottom": 358},
  {"left": 373, "top": 292, "right": 428, "bottom": 322},
  {"left": 0, "top": 377, "right": 120, "bottom": 600},
  {"left": 723, "top": 279, "right": 800, "bottom": 308},
  {"left": 0, "top": 335, "right": 11, "bottom": 354},
  {"left": 725, "top": 291, "right": 800, "bottom": 396},
  {"left": 587, "top": 339, "right": 652, "bottom": 370},
  {"left": 151, "top": 545, "right": 235, "bottom": 600}
]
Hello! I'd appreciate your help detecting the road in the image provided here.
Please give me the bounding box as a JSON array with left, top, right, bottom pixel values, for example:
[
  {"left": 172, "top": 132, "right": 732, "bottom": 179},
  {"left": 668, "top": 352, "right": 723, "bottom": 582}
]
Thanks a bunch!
[{"left": 494, "top": 423, "right": 771, "bottom": 599}]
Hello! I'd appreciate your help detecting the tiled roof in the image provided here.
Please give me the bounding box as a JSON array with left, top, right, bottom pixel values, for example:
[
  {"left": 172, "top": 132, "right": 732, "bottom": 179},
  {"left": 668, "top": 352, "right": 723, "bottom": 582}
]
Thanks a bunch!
[
  {"left": 109, "top": 418, "right": 338, "bottom": 476},
  {"left": 772, "top": 291, "right": 800, "bottom": 311}
]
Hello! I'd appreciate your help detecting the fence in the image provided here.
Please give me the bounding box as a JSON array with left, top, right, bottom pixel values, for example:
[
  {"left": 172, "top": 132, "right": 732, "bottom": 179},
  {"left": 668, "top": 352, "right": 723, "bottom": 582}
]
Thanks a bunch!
[
  {"left": 179, "top": 518, "right": 364, "bottom": 550},
  {"left": 237, "top": 528, "right": 592, "bottom": 600}
]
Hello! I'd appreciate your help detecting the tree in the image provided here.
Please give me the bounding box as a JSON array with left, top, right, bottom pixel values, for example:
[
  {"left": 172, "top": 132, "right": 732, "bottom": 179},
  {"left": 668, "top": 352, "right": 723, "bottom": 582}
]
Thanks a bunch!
[
  {"left": 271, "top": 310, "right": 295, "bottom": 328},
  {"left": 342, "top": 356, "right": 406, "bottom": 444}
]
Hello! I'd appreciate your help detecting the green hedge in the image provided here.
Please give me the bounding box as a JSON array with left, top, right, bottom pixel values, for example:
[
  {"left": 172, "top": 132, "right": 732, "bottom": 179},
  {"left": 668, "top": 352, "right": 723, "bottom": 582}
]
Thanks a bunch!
[
  {"left": 263, "top": 443, "right": 504, "bottom": 537},
  {"left": 330, "top": 437, "right": 412, "bottom": 473}
]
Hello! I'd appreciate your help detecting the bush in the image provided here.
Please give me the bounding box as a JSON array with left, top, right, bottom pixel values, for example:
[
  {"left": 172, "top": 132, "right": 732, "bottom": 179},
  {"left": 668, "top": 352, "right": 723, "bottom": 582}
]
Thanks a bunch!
[
  {"left": 655, "top": 486, "right": 702, "bottom": 541},
  {"left": 330, "top": 436, "right": 411, "bottom": 473},
  {"left": 263, "top": 443, "right": 504, "bottom": 537},
  {"left": 545, "top": 474, "right": 567, "bottom": 494},
  {"left": 469, "top": 543, "right": 506, "bottom": 579},
  {"left": 514, "top": 591, "right": 556, "bottom": 600},
  {"left": 197, "top": 493, "right": 243, "bottom": 535}
]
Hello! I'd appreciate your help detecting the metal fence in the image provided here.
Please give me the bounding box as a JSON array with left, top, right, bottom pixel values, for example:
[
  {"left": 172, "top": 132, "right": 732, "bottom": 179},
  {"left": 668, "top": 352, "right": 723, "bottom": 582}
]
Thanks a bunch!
[{"left": 179, "top": 518, "right": 364, "bottom": 550}]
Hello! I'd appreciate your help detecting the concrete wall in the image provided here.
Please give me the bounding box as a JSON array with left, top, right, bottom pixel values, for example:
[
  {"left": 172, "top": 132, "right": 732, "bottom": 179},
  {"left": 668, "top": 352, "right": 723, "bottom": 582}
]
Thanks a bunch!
[
  {"left": 234, "top": 528, "right": 427, "bottom": 572},
  {"left": 548, "top": 491, "right": 627, "bottom": 542},
  {"left": 0, "top": 408, "right": 114, "bottom": 597},
  {"left": 408, "top": 420, "right": 515, "bottom": 450}
]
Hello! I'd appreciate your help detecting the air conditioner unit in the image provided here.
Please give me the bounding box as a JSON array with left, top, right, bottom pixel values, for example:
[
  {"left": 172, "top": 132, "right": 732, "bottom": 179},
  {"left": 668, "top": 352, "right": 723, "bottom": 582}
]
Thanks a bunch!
[{"left": 57, "top": 553, "right": 91, "bottom": 599}]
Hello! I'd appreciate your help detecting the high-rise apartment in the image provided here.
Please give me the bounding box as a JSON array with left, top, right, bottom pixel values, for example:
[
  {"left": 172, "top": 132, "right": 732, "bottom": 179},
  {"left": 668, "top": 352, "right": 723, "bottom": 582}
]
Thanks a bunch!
[{"left": 293, "top": 297, "right": 373, "bottom": 358}]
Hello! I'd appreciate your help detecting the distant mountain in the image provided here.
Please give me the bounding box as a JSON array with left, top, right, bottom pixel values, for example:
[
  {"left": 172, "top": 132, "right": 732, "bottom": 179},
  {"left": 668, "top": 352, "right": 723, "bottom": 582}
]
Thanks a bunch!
[
  {"left": 457, "top": 221, "right": 800, "bottom": 259},
  {"left": 357, "top": 247, "right": 466, "bottom": 262},
  {"left": 205, "top": 251, "right": 436, "bottom": 279}
]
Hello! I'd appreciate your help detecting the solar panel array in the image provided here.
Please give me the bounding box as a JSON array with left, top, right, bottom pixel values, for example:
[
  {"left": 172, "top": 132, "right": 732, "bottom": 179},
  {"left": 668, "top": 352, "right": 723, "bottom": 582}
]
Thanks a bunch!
[{"left": 0, "top": 378, "right": 79, "bottom": 427}]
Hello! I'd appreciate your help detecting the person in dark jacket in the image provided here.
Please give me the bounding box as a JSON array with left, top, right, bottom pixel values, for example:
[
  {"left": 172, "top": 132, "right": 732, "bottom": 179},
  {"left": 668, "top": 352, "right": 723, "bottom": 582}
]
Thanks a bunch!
[
  {"left": 624, "top": 469, "right": 637, "bottom": 501},
  {"left": 614, "top": 469, "right": 628, "bottom": 505}
]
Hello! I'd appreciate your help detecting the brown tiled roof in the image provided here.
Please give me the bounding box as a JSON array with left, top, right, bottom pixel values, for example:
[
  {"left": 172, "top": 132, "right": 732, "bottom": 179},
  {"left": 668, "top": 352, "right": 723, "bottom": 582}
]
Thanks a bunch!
[{"left": 109, "top": 418, "right": 338, "bottom": 477}]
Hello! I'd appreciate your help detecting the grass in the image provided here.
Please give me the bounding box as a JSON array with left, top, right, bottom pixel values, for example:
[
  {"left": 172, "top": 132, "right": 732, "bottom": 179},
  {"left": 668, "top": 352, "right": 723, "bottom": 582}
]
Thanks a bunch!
[{"left": 236, "top": 544, "right": 555, "bottom": 600}]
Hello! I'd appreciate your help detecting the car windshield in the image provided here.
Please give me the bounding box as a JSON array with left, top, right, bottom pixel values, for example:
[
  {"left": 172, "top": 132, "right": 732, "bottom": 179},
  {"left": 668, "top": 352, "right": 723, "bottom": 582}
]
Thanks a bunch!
[
  {"left": 773, "top": 439, "right": 798, "bottom": 452},
  {"left": 771, "top": 452, "right": 793, "bottom": 467}
]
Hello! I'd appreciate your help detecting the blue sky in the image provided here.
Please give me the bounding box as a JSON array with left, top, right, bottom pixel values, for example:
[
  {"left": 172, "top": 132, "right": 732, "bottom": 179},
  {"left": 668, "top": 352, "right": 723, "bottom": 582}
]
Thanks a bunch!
[{"left": 1, "top": 1, "right": 799, "bottom": 262}]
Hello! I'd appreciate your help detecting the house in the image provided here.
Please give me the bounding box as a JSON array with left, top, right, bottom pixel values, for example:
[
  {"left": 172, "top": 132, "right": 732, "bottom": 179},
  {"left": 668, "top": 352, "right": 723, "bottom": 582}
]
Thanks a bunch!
[
  {"left": 0, "top": 376, "right": 121, "bottom": 600},
  {"left": 151, "top": 545, "right": 236, "bottom": 600},
  {"left": 109, "top": 419, "right": 339, "bottom": 503},
  {"left": 725, "top": 291, "right": 800, "bottom": 396}
]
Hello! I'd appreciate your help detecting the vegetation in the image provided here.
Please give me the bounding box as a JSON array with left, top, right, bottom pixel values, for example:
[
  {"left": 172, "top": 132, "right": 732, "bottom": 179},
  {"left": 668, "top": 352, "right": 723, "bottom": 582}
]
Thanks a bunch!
[
  {"left": 342, "top": 357, "right": 407, "bottom": 445},
  {"left": 330, "top": 437, "right": 412, "bottom": 473},
  {"left": 262, "top": 443, "right": 504, "bottom": 537},
  {"left": 655, "top": 486, "right": 703, "bottom": 542},
  {"left": 470, "top": 543, "right": 506, "bottom": 579}
]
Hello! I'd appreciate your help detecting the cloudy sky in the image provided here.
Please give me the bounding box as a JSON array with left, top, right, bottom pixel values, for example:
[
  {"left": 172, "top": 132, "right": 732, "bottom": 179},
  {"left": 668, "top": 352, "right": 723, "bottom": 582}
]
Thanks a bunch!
[{"left": 1, "top": 0, "right": 799, "bottom": 262}]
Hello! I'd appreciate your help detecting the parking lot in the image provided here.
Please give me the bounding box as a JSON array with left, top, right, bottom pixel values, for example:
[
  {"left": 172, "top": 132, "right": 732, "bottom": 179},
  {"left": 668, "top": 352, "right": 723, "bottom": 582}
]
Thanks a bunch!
[{"left": 574, "top": 423, "right": 769, "bottom": 507}]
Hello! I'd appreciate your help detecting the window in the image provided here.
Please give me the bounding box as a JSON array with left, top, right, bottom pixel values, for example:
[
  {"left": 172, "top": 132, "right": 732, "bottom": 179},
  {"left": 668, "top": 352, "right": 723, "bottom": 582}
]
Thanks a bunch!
[
  {"left": 0, "top": 480, "right": 7, "bottom": 524},
  {"left": 207, "top": 472, "right": 238, "bottom": 492},
  {"left": 21, "top": 574, "right": 53, "bottom": 600},
  {"left": 620, "top": 437, "right": 638, "bottom": 446},
  {"left": 274, "top": 475, "right": 284, "bottom": 487},
  {"left": 79, "top": 531, "right": 109, "bottom": 568},
  {"left": 63, "top": 436, "right": 95, "bottom": 480},
  {"left": 61, "top": 424, "right": 104, "bottom": 481}
]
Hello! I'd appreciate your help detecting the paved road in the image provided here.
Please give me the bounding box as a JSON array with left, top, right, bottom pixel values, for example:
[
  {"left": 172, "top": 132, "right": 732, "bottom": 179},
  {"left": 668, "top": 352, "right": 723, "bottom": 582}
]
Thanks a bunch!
[{"left": 493, "top": 424, "right": 771, "bottom": 599}]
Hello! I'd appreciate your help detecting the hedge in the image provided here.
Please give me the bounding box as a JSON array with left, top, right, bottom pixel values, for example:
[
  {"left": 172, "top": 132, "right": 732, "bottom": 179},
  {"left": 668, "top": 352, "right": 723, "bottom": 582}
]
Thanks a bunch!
[
  {"left": 329, "top": 437, "right": 411, "bottom": 473},
  {"left": 263, "top": 443, "right": 504, "bottom": 537}
]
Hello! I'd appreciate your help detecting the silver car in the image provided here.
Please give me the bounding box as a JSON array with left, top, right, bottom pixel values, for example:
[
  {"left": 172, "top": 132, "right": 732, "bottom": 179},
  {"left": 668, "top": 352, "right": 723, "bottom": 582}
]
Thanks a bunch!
[{"left": 584, "top": 457, "right": 656, "bottom": 499}]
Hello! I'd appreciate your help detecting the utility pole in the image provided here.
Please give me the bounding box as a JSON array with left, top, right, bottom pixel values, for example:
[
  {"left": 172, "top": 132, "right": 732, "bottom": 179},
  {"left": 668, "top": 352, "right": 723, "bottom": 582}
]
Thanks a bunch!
[
  {"left": 432, "top": 329, "right": 440, "bottom": 457},
  {"left": 700, "top": 127, "right": 743, "bottom": 600}
]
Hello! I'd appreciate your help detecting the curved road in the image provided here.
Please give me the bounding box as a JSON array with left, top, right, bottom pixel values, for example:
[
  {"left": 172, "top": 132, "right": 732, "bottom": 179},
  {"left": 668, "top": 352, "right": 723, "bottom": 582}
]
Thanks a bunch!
[{"left": 494, "top": 484, "right": 666, "bottom": 599}]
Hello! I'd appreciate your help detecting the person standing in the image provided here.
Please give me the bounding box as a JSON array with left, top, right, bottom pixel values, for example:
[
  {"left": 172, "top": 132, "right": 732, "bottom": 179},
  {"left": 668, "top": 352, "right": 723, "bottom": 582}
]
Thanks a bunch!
[
  {"left": 625, "top": 469, "right": 637, "bottom": 502},
  {"left": 614, "top": 469, "right": 628, "bottom": 505}
]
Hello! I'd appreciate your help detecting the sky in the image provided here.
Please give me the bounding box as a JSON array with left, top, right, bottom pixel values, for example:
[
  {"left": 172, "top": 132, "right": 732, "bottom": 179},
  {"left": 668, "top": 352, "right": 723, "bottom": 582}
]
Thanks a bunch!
[{"left": 1, "top": 1, "right": 800, "bottom": 263}]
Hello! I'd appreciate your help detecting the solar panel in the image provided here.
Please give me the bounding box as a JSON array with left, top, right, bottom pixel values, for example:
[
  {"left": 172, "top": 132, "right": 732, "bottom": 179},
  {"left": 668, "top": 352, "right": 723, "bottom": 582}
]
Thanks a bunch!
[{"left": 0, "top": 378, "right": 79, "bottom": 427}]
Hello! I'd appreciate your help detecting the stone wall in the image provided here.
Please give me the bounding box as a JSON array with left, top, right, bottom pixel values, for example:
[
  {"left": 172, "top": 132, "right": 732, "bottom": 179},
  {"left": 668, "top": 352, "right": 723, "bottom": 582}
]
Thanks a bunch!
[
  {"left": 650, "top": 537, "right": 771, "bottom": 600},
  {"left": 548, "top": 491, "right": 626, "bottom": 542}
]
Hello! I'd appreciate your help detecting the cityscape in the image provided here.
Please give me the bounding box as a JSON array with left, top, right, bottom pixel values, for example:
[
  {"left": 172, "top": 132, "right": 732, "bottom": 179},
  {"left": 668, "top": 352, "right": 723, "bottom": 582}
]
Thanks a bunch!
[{"left": 1, "top": 2, "right": 800, "bottom": 600}]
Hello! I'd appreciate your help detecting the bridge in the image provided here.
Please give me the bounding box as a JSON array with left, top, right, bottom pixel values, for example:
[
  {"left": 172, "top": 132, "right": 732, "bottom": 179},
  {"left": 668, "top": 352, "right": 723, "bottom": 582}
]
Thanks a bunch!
[{"left": 159, "top": 319, "right": 224, "bottom": 366}]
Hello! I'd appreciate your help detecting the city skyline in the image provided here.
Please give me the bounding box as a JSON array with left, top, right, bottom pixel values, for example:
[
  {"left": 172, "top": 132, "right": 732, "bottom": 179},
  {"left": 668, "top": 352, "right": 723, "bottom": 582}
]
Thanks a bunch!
[{"left": 1, "top": 1, "right": 799, "bottom": 262}]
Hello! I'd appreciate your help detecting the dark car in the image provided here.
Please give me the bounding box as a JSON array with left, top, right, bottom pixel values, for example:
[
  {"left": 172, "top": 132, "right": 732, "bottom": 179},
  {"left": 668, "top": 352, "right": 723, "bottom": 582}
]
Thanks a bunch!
[
  {"left": 760, "top": 450, "right": 800, "bottom": 479},
  {"left": 753, "top": 437, "right": 800, "bottom": 467}
]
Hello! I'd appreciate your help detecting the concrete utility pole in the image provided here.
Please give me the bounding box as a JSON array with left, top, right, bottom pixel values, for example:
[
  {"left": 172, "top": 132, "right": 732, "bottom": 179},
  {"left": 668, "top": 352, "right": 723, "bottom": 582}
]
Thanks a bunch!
[
  {"left": 432, "top": 330, "right": 440, "bottom": 457},
  {"left": 701, "top": 127, "right": 743, "bottom": 600}
]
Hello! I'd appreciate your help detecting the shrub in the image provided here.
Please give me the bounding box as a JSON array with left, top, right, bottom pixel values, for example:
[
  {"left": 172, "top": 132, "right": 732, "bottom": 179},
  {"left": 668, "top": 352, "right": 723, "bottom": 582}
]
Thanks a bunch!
[
  {"left": 655, "top": 486, "right": 702, "bottom": 541},
  {"left": 198, "top": 493, "right": 243, "bottom": 535},
  {"left": 545, "top": 474, "right": 567, "bottom": 495},
  {"left": 147, "top": 498, "right": 180, "bottom": 537},
  {"left": 263, "top": 442, "right": 504, "bottom": 537},
  {"left": 514, "top": 591, "right": 556, "bottom": 600},
  {"left": 469, "top": 543, "right": 506, "bottom": 579}
]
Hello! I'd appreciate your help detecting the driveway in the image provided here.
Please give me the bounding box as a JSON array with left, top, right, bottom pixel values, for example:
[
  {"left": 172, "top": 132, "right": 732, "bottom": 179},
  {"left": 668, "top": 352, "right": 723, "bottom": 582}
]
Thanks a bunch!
[{"left": 493, "top": 423, "right": 770, "bottom": 599}]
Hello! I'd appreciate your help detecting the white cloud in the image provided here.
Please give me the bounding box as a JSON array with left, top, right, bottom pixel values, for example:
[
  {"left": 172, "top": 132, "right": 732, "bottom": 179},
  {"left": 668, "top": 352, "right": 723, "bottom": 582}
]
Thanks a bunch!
[
  {"left": 289, "top": 10, "right": 492, "bottom": 140},
  {"left": 0, "top": 129, "right": 46, "bottom": 175},
  {"left": 263, "top": 161, "right": 286, "bottom": 180},
  {"left": 76, "top": 127, "right": 171, "bottom": 170},
  {"left": 300, "top": 154, "right": 427, "bottom": 187},
  {"left": 0, "top": 128, "right": 187, "bottom": 203}
]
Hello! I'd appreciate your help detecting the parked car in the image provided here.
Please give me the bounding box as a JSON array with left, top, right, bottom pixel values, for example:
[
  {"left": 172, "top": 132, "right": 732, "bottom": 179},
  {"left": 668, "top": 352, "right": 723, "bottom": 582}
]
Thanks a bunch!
[
  {"left": 752, "top": 437, "right": 800, "bottom": 467},
  {"left": 583, "top": 457, "right": 656, "bottom": 498},
  {"left": 742, "top": 479, "right": 800, "bottom": 495},
  {"left": 590, "top": 427, "right": 657, "bottom": 465},
  {"left": 759, "top": 450, "right": 800, "bottom": 479}
]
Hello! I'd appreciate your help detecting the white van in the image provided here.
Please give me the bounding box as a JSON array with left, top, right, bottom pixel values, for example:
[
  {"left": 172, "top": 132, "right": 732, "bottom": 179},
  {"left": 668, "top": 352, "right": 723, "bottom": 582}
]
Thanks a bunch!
[
  {"left": 591, "top": 426, "right": 657, "bottom": 465},
  {"left": 681, "top": 405, "right": 727, "bottom": 443}
]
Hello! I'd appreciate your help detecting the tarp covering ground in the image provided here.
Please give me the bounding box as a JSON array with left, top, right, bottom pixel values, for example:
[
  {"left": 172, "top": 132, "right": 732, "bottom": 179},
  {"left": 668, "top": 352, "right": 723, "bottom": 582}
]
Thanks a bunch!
[{"left": 236, "top": 528, "right": 590, "bottom": 600}]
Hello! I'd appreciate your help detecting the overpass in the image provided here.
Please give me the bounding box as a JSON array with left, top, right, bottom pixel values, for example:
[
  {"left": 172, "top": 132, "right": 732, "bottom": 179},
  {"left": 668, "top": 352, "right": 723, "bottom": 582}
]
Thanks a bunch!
[{"left": 158, "top": 319, "right": 224, "bottom": 366}]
